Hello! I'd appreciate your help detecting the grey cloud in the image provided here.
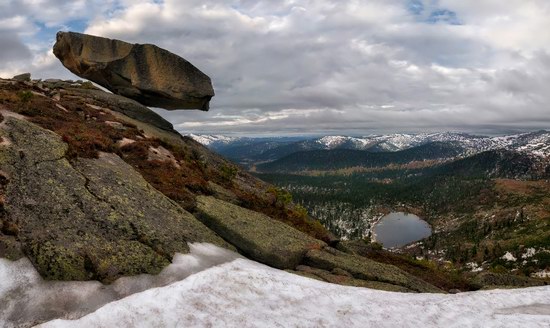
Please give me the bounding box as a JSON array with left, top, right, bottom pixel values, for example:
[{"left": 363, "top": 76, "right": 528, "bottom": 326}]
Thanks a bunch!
[
  {"left": 0, "top": 0, "right": 120, "bottom": 78},
  {"left": 0, "top": 35, "right": 32, "bottom": 62},
  {"left": 82, "top": 1, "right": 550, "bottom": 135},
  {"left": 3, "top": 0, "right": 549, "bottom": 135},
  {"left": 6, "top": 0, "right": 118, "bottom": 26}
]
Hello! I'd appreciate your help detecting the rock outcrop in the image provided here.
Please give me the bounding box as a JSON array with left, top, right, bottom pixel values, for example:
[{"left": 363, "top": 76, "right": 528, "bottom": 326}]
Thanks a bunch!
[
  {"left": 195, "top": 196, "right": 326, "bottom": 269},
  {"left": 0, "top": 115, "right": 230, "bottom": 282},
  {"left": 303, "top": 248, "right": 442, "bottom": 293},
  {"left": 12, "top": 73, "right": 31, "bottom": 82},
  {"left": 53, "top": 31, "right": 214, "bottom": 111},
  {"left": 66, "top": 87, "right": 175, "bottom": 132}
]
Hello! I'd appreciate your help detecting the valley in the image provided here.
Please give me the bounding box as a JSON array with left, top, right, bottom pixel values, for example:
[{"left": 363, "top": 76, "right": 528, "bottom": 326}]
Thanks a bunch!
[{"left": 192, "top": 132, "right": 550, "bottom": 281}]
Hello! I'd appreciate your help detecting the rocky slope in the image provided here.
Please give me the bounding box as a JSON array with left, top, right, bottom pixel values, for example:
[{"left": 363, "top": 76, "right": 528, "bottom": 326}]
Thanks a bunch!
[{"left": 0, "top": 75, "right": 449, "bottom": 293}]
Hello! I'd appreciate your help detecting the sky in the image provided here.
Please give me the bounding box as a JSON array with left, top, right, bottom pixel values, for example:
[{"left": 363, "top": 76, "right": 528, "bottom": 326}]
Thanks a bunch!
[{"left": 0, "top": 0, "right": 549, "bottom": 136}]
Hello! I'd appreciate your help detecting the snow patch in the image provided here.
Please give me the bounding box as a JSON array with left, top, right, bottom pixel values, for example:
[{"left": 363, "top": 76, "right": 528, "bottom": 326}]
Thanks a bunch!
[
  {"left": 501, "top": 252, "right": 517, "bottom": 262},
  {"left": 5, "top": 244, "right": 547, "bottom": 328},
  {"left": 38, "top": 256, "right": 550, "bottom": 328},
  {"left": 522, "top": 248, "right": 537, "bottom": 259},
  {"left": 531, "top": 270, "right": 550, "bottom": 279},
  {"left": 0, "top": 243, "right": 241, "bottom": 328},
  {"left": 187, "top": 134, "right": 239, "bottom": 146},
  {"left": 466, "top": 262, "right": 484, "bottom": 272}
]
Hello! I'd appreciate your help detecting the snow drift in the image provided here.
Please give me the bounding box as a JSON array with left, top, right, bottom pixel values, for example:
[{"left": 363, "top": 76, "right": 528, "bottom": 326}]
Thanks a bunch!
[
  {"left": 1, "top": 243, "right": 549, "bottom": 327},
  {"left": 0, "top": 243, "right": 241, "bottom": 328}
]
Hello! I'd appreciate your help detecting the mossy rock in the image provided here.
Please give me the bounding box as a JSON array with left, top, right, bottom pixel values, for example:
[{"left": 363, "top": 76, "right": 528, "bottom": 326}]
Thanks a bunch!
[
  {"left": 66, "top": 88, "right": 175, "bottom": 132},
  {"left": 208, "top": 181, "right": 240, "bottom": 204},
  {"left": 294, "top": 265, "right": 413, "bottom": 292},
  {"left": 25, "top": 241, "right": 90, "bottom": 280},
  {"left": 83, "top": 240, "right": 170, "bottom": 283},
  {"left": 0, "top": 117, "right": 231, "bottom": 282},
  {"left": 195, "top": 196, "right": 326, "bottom": 269},
  {"left": 0, "top": 235, "right": 24, "bottom": 260},
  {"left": 474, "top": 272, "right": 547, "bottom": 289},
  {"left": 304, "top": 248, "right": 442, "bottom": 293}
]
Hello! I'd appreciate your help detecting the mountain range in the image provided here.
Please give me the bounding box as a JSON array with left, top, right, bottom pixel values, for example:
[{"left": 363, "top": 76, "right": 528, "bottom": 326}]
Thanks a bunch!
[{"left": 189, "top": 131, "right": 550, "bottom": 170}]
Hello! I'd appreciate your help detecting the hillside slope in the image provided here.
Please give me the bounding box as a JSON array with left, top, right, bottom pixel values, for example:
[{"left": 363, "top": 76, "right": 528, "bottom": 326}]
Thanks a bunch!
[
  {"left": 0, "top": 75, "right": 459, "bottom": 313},
  {"left": 257, "top": 142, "right": 464, "bottom": 172},
  {"left": 0, "top": 77, "right": 335, "bottom": 270},
  {"left": 258, "top": 147, "right": 550, "bottom": 278}
]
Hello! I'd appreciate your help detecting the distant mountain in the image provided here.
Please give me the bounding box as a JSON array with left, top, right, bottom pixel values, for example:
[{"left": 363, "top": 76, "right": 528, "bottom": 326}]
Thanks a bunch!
[
  {"left": 257, "top": 142, "right": 465, "bottom": 172},
  {"left": 434, "top": 149, "right": 550, "bottom": 180},
  {"left": 187, "top": 134, "right": 242, "bottom": 147},
  {"left": 305, "top": 131, "right": 550, "bottom": 157},
  {"left": 189, "top": 131, "right": 550, "bottom": 165},
  {"left": 187, "top": 135, "right": 307, "bottom": 164}
]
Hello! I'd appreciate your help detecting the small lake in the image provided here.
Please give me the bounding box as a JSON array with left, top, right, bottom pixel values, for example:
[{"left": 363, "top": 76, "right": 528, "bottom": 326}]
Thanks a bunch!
[{"left": 373, "top": 212, "right": 432, "bottom": 248}]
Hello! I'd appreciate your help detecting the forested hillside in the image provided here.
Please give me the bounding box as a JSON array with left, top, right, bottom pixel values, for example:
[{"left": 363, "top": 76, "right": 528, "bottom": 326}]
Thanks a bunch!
[{"left": 257, "top": 150, "right": 550, "bottom": 278}]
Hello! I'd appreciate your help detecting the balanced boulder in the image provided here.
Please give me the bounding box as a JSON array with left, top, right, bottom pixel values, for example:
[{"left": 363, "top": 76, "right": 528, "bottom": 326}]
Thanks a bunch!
[{"left": 53, "top": 31, "right": 214, "bottom": 110}]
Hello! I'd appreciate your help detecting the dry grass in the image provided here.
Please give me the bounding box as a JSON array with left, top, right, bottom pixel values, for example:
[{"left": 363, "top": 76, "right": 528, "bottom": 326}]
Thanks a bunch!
[
  {"left": 235, "top": 189, "right": 332, "bottom": 242},
  {"left": 0, "top": 82, "right": 141, "bottom": 159},
  {"left": 495, "top": 178, "right": 550, "bottom": 197},
  {"left": 120, "top": 139, "right": 211, "bottom": 211}
]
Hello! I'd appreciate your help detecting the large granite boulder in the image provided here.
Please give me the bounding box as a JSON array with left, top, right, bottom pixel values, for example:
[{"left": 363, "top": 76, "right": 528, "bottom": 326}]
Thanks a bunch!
[
  {"left": 53, "top": 31, "right": 214, "bottom": 111},
  {"left": 195, "top": 196, "right": 326, "bottom": 269}
]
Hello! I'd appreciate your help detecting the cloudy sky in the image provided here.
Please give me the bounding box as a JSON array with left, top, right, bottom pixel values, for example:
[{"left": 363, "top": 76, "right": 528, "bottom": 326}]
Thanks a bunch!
[{"left": 1, "top": 0, "right": 549, "bottom": 136}]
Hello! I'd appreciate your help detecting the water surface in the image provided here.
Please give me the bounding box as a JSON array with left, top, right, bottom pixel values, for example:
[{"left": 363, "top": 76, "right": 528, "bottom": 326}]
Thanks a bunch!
[{"left": 374, "top": 212, "right": 431, "bottom": 248}]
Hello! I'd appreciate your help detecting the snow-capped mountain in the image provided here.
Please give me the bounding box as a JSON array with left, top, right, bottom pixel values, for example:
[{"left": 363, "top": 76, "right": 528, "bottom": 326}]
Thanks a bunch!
[
  {"left": 513, "top": 131, "right": 550, "bottom": 157},
  {"left": 189, "top": 131, "right": 550, "bottom": 165},
  {"left": 187, "top": 134, "right": 241, "bottom": 146},
  {"left": 314, "top": 136, "right": 374, "bottom": 150},
  {"left": 366, "top": 133, "right": 490, "bottom": 152},
  {"left": 296, "top": 131, "right": 550, "bottom": 158}
]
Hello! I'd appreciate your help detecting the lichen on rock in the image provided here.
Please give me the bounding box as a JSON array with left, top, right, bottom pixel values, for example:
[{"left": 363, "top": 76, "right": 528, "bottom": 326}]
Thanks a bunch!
[
  {"left": 195, "top": 195, "right": 326, "bottom": 269},
  {"left": 0, "top": 116, "right": 230, "bottom": 282}
]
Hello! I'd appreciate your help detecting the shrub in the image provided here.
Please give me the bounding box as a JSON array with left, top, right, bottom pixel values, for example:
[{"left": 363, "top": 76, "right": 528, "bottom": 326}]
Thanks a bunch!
[
  {"left": 294, "top": 204, "right": 308, "bottom": 218},
  {"left": 268, "top": 187, "right": 293, "bottom": 206},
  {"left": 371, "top": 242, "right": 383, "bottom": 251},
  {"left": 490, "top": 264, "right": 508, "bottom": 274},
  {"left": 80, "top": 81, "right": 96, "bottom": 89},
  {"left": 220, "top": 164, "right": 238, "bottom": 183},
  {"left": 17, "top": 90, "right": 33, "bottom": 103}
]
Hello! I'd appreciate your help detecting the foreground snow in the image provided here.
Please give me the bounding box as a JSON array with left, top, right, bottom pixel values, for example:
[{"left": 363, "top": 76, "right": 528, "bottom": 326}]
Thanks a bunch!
[
  {"left": 0, "top": 244, "right": 241, "bottom": 328},
  {"left": 1, "top": 243, "right": 549, "bottom": 327},
  {"left": 36, "top": 255, "right": 550, "bottom": 327}
]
